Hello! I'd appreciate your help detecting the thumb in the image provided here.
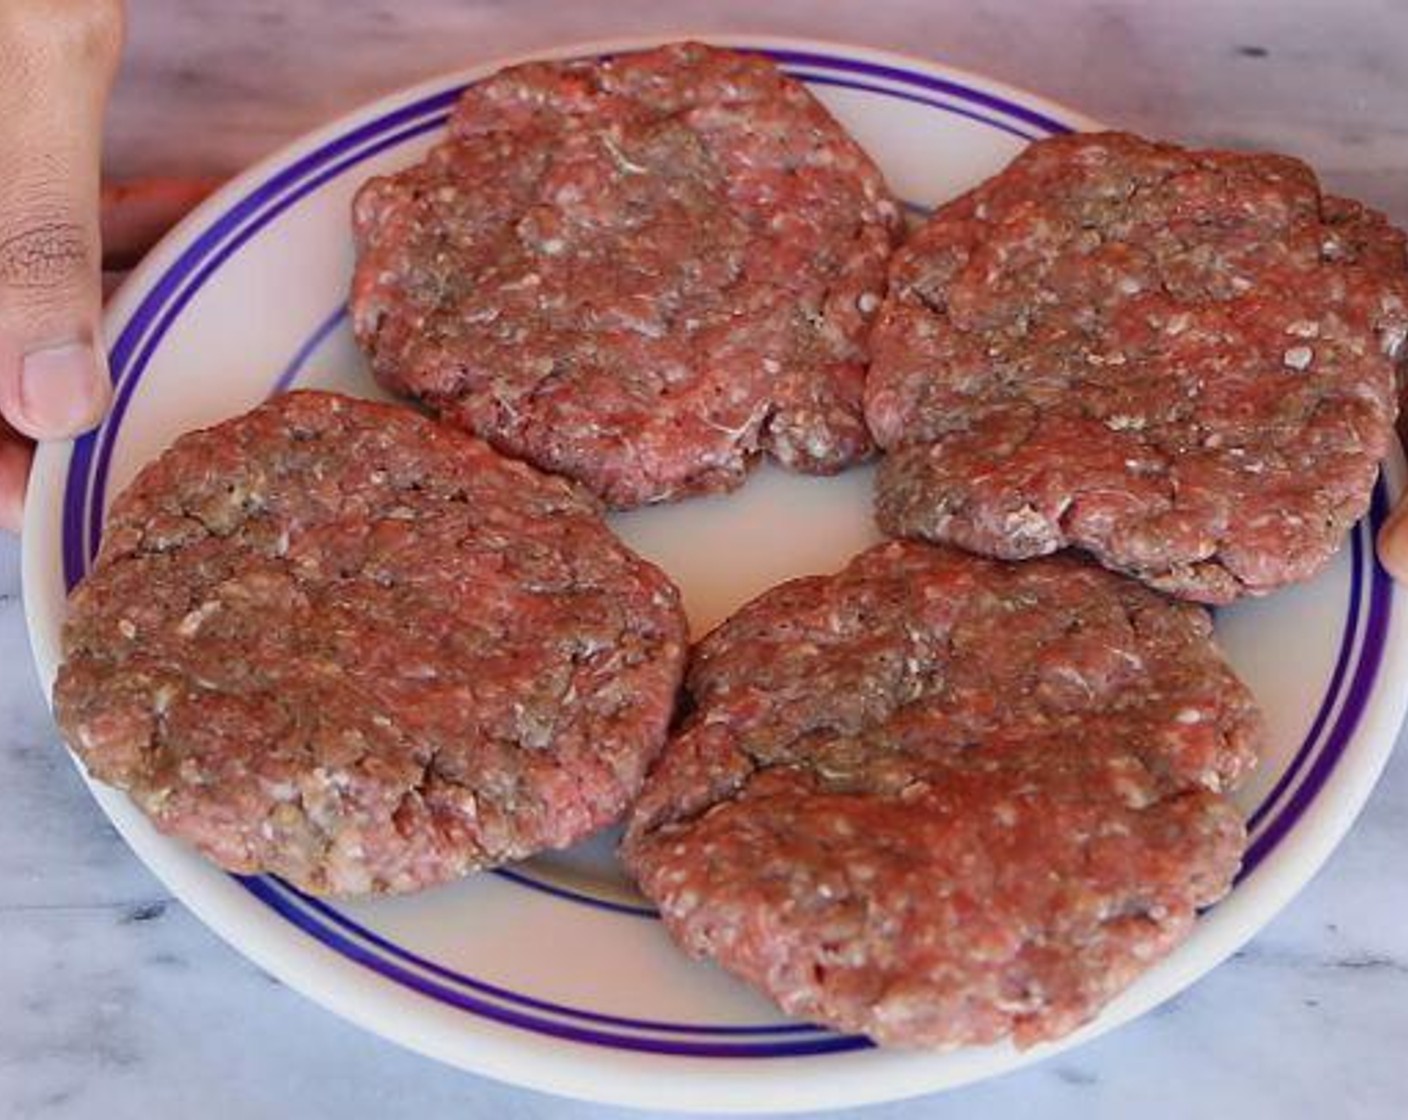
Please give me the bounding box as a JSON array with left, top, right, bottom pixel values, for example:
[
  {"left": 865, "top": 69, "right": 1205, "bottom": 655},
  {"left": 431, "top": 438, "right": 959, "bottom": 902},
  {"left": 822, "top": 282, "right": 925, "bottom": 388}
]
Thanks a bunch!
[
  {"left": 0, "top": 1, "right": 123, "bottom": 442},
  {"left": 1378, "top": 485, "right": 1408, "bottom": 583}
]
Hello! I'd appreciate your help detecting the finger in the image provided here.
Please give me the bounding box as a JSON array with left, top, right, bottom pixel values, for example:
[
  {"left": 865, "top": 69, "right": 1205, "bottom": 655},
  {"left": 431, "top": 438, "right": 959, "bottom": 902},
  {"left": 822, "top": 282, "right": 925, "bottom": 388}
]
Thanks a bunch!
[
  {"left": 101, "top": 176, "right": 221, "bottom": 270},
  {"left": 0, "top": 419, "right": 33, "bottom": 534},
  {"left": 1377, "top": 496, "right": 1408, "bottom": 582},
  {"left": 1384, "top": 390, "right": 1408, "bottom": 580},
  {"left": 0, "top": 0, "right": 124, "bottom": 442}
]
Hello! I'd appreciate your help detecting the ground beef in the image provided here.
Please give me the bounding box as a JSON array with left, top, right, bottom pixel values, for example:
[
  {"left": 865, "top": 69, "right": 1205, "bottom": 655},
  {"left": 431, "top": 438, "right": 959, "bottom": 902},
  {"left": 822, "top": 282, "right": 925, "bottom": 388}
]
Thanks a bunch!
[
  {"left": 352, "top": 41, "right": 901, "bottom": 508},
  {"left": 55, "top": 390, "right": 688, "bottom": 896},
  {"left": 623, "top": 540, "right": 1262, "bottom": 1048},
  {"left": 867, "top": 131, "right": 1408, "bottom": 602}
]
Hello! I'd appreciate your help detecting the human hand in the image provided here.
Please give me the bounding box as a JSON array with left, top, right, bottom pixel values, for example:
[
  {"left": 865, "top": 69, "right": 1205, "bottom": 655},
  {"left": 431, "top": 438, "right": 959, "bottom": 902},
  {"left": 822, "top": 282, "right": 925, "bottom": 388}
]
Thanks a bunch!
[
  {"left": 1376, "top": 408, "right": 1408, "bottom": 582},
  {"left": 0, "top": 0, "right": 124, "bottom": 532}
]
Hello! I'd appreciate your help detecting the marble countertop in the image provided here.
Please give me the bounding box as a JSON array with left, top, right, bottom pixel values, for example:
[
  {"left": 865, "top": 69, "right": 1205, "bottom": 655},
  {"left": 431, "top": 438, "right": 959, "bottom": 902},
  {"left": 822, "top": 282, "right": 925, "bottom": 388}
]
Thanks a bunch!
[{"left": 7, "top": 1, "right": 1408, "bottom": 1117}]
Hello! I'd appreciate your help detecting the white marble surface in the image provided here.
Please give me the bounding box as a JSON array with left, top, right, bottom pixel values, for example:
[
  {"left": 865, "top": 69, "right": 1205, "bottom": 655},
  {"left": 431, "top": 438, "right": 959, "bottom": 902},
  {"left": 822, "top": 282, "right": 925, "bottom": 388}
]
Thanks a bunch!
[{"left": 5, "top": 1, "right": 1408, "bottom": 1116}]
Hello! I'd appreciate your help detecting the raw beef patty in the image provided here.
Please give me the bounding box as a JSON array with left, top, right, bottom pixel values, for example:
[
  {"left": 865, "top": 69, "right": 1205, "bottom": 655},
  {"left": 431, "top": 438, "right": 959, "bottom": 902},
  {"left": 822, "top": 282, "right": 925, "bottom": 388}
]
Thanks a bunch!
[
  {"left": 55, "top": 391, "right": 688, "bottom": 896},
  {"left": 623, "top": 540, "right": 1262, "bottom": 1048},
  {"left": 352, "top": 41, "right": 901, "bottom": 507},
  {"left": 867, "top": 131, "right": 1408, "bottom": 602}
]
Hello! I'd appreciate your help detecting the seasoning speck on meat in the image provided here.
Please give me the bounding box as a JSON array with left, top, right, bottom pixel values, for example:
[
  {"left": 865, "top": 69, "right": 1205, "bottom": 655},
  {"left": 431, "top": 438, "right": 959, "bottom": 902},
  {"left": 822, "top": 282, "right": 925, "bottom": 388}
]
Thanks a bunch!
[
  {"left": 54, "top": 391, "right": 688, "bottom": 897},
  {"left": 352, "top": 41, "right": 902, "bottom": 508},
  {"left": 867, "top": 131, "right": 1408, "bottom": 602},
  {"left": 623, "top": 541, "right": 1263, "bottom": 1049}
]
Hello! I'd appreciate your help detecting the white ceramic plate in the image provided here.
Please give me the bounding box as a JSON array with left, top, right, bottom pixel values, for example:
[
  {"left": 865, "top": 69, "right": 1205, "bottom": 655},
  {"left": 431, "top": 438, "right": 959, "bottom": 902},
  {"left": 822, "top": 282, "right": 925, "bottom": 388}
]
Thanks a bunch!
[{"left": 22, "top": 36, "right": 1408, "bottom": 1113}]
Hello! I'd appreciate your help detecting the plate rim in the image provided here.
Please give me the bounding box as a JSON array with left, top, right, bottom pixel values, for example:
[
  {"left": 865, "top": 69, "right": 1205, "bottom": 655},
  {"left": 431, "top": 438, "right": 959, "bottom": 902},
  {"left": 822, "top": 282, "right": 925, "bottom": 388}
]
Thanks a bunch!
[{"left": 22, "top": 33, "right": 1408, "bottom": 1112}]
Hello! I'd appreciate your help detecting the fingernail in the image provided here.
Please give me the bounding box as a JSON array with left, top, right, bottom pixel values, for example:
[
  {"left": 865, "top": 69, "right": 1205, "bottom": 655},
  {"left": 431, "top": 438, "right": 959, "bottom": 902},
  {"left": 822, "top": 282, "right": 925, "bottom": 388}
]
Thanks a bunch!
[
  {"left": 1376, "top": 502, "right": 1408, "bottom": 581},
  {"left": 17, "top": 342, "right": 112, "bottom": 438}
]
